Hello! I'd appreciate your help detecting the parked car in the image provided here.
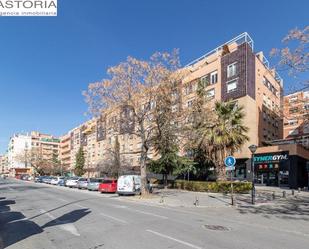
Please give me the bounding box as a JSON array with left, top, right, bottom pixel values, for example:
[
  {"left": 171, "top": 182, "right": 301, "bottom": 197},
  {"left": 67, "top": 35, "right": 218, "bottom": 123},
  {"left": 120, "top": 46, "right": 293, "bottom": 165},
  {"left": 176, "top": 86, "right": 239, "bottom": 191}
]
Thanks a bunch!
[
  {"left": 87, "top": 178, "right": 104, "bottom": 191},
  {"left": 99, "top": 179, "right": 117, "bottom": 193},
  {"left": 35, "top": 176, "right": 47, "bottom": 183},
  {"left": 77, "top": 178, "right": 88, "bottom": 189},
  {"left": 50, "top": 176, "right": 64, "bottom": 185},
  {"left": 117, "top": 175, "right": 141, "bottom": 195},
  {"left": 65, "top": 177, "right": 80, "bottom": 188},
  {"left": 58, "top": 177, "right": 67, "bottom": 186},
  {"left": 42, "top": 176, "right": 53, "bottom": 184},
  {"left": 20, "top": 174, "right": 30, "bottom": 181}
]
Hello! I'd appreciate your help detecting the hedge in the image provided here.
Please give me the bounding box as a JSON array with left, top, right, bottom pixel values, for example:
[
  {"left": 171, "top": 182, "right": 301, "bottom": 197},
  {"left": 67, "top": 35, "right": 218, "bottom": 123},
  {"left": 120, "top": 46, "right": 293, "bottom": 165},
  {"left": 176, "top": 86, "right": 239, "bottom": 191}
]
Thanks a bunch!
[{"left": 173, "top": 180, "right": 252, "bottom": 193}]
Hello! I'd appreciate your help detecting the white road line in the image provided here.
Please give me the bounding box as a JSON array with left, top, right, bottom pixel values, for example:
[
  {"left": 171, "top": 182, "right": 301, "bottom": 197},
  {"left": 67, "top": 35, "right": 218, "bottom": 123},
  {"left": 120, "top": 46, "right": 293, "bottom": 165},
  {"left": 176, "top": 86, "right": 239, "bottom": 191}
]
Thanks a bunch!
[
  {"left": 7, "top": 217, "right": 28, "bottom": 224},
  {"left": 107, "top": 203, "right": 168, "bottom": 219},
  {"left": 146, "top": 229, "right": 203, "bottom": 249},
  {"left": 99, "top": 213, "right": 128, "bottom": 224},
  {"left": 75, "top": 204, "right": 88, "bottom": 209},
  {"left": 132, "top": 209, "right": 168, "bottom": 219}
]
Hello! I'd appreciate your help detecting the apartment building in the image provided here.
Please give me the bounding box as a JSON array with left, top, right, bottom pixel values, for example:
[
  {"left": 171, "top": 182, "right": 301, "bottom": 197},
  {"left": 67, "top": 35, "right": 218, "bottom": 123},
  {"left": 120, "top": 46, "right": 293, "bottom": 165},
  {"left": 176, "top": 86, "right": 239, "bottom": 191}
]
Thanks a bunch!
[
  {"left": 6, "top": 131, "right": 60, "bottom": 177},
  {"left": 283, "top": 90, "right": 309, "bottom": 140},
  {"left": 60, "top": 33, "right": 308, "bottom": 188},
  {"left": 59, "top": 133, "right": 71, "bottom": 170},
  {"left": 7, "top": 133, "right": 32, "bottom": 176},
  {"left": 0, "top": 154, "right": 8, "bottom": 174},
  {"left": 30, "top": 131, "right": 60, "bottom": 161}
]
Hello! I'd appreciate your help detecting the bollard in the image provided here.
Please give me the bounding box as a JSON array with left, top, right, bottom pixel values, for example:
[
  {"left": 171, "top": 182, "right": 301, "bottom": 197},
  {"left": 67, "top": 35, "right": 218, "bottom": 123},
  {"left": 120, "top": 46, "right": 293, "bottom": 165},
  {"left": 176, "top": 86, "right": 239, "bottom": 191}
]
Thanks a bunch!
[
  {"left": 194, "top": 196, "right": 199, "bottom": 206},
  {"left": 282, "top": 191, "right": 286, "bottom": 198},
  {"left": 298, "top": 188, "right": 301, "bottom": 193},
  {"left": 292, "top": 189, "right": 294, "bottom": 195},
  {"left": 272, "top": 192, "right": 275, "bottom": 200}
]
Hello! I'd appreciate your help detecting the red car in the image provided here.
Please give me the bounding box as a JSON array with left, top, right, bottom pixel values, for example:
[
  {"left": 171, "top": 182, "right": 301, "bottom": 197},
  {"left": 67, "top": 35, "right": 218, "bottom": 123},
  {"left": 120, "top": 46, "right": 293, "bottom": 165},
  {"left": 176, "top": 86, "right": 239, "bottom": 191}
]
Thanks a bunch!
[{"left": 99, "top": 179, "right": 117, "bottom": 193}]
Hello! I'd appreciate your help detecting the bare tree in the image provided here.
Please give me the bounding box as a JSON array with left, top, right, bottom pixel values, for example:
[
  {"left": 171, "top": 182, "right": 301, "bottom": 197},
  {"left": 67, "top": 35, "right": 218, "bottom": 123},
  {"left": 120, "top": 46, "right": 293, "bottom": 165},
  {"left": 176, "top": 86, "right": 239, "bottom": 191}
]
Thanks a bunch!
[
  {"left": 271, "top": 26, "right": 309, "bottom": 87},
  {"left": 14, "top": 148, "right": 58, "bottom": 175},
  {"left": 84, "top": 50, "right": 185, "bottom": 195}
]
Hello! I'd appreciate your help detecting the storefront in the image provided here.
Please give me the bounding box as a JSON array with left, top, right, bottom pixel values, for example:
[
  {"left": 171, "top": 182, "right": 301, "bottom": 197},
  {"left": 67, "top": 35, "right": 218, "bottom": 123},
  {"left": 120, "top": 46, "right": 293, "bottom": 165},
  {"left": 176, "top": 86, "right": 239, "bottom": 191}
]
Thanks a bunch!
[
  {"left": 254, "top": 151, "right": 289, "bottom": 187},
  {"left": 235, "top": 144, "right": 309, "bottom": 189}
]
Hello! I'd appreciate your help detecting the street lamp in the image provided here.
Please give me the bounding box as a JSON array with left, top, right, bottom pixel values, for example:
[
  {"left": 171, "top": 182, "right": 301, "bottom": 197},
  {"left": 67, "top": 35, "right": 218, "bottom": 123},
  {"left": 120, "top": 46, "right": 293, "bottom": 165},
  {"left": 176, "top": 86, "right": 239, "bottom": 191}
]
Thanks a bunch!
[{"left": 248, "top": 144, "right": 257, "bottom": 205}]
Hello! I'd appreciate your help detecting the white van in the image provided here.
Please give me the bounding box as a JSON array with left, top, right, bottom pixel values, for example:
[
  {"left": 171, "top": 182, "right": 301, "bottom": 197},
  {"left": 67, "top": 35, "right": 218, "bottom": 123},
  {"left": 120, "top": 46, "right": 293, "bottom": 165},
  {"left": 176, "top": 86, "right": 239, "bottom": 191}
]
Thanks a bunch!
[{"left": 117, "top": 175, "right": 141, "bottom": 195}]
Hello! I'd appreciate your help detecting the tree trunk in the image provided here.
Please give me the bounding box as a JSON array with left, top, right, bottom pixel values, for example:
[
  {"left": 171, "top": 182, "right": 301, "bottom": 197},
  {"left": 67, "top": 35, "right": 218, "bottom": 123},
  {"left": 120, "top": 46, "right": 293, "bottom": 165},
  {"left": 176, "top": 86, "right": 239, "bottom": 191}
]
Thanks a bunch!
[
  {"left": 216, "top": 148, "right": 226, "bottom": 181},
  {"left": 140, "top": 121, "right": 149, "bottom": 196}
]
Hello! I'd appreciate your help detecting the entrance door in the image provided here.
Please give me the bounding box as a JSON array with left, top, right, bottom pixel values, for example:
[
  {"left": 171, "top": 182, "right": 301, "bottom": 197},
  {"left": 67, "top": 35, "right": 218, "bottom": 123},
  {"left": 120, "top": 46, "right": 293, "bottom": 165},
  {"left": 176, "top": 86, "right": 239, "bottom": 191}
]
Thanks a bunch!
[{"left": 256, "top": 172, "right": 268, "bottom": 185}]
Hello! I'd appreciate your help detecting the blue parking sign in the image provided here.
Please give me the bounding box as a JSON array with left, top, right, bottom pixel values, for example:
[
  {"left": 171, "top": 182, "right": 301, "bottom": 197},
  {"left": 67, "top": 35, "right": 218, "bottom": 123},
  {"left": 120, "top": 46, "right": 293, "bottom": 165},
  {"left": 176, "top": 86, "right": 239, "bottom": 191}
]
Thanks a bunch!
[{"left": 225, "top": 156, "right": 236, "bottom": 167}]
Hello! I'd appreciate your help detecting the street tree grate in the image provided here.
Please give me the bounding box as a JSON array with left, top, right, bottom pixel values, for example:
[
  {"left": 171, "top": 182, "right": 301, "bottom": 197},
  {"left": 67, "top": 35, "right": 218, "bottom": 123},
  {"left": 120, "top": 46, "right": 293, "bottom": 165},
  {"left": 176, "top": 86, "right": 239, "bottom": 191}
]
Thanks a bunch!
[{"left": 203, "top": 225, "right": 230, "bottom": 231}]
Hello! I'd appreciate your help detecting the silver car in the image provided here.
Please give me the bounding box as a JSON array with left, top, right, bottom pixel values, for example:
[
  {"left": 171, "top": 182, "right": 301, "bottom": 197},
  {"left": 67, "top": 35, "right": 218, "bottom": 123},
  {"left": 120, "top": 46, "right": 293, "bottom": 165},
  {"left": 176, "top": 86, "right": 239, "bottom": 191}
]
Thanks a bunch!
[
  {"left": 77, "top": 178, "right": 88, "bottom": 189},
  {"left": 65, "top": 177, "right": 80, "bottom": 188},
  {"left": 87, "top": 178, "right": 104, "bottom": 191}
]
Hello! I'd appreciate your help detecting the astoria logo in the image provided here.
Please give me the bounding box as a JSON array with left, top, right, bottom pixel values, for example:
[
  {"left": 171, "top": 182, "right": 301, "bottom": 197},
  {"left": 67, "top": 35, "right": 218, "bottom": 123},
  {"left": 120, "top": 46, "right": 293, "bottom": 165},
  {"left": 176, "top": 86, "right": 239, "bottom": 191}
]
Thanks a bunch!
[
  {"left": 0, "top": 0, "right": 56, "bottom": 8},
  {"left": 0, "top": 0, "right": 57, "bottom": 16}
]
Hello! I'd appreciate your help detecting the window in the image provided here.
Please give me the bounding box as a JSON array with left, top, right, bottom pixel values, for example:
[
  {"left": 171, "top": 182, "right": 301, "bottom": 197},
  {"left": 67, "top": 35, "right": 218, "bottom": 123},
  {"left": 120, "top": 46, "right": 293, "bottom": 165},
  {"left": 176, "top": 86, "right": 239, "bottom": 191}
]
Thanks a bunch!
[
  {"left": 289, "top": 96, "right": 298, "bottom": 103},
  {"left": 184, "top": 83, "right": 194, "bottom": 95},
  {"left": 289, "top": 129, "right": 299, "bottom": 135},
  {"left": 200, "top": 75, "right": 209, "bottom": 87},
  {"left": 304, "top": 124, "right": 309, "bottom": 134},
  {"left": 304, "top": 103, "right": 309, "bottom": 110},
  {"left": 263, "top": 94, "right": 267, "bottom": 105},
  {"left": 227, "top": 79, "right": 237, "bottom": 93},
  {"left": 187, "top": 100, "right": 193, "bottom": 108},
  {"left": 262, "top": 111, "right": 267, "bottom": 120},
  {"left": 227, "top": 62, "right": 237, "bottom": 78},
  {"left": 287, "top": 119, "right": 298, "bottom": 126},
  {"left": 172, "top": 105, "right": 178, "bottom": 113},
  {"left": 289, "top": 107, "right": 299, "bottom": 114},
  {"left": 206, "top": 89, "right": 215, "bottom": 99},
  {"left": 210, "top": 71, "right": 218, "bottom": 84}
]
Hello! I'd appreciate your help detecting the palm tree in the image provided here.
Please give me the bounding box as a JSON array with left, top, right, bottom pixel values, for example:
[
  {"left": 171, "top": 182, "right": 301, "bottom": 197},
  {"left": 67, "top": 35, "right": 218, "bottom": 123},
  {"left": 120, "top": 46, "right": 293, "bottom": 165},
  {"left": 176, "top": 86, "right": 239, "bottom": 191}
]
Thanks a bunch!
[{"left": 208, "top": 101, "right": 249, "bottom": 180}]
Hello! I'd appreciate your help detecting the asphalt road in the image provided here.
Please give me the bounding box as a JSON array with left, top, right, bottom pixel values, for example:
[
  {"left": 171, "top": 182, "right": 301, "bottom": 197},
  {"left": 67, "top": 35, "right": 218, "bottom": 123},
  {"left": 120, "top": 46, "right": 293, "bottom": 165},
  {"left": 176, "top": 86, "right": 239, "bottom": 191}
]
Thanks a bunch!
[{"left": 1, "top": 178, "right": 309, "bottom": 249}]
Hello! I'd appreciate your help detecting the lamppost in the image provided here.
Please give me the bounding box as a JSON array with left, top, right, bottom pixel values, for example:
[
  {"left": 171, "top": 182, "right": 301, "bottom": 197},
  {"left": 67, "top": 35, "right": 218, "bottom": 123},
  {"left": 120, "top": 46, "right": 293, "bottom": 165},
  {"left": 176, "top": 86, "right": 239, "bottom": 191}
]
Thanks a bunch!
[{"left": 248, "top": 144, "right": 257, "bottom": 205}]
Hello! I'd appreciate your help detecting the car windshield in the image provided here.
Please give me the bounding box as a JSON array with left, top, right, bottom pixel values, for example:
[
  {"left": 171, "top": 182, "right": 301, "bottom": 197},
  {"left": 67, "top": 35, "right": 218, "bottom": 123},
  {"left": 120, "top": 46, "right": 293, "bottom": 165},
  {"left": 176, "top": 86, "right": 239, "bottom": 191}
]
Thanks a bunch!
[
  {"left": 89, "top": 178, "right": 98, "bottom": 182},
  {"left": 79, "top": 178, "right": 87, "bottom": 181}
]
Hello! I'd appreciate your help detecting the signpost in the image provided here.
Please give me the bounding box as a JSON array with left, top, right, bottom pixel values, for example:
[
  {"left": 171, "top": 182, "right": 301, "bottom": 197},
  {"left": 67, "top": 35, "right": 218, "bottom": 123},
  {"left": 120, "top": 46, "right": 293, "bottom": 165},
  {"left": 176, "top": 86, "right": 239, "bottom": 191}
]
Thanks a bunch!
[{"left": 225, "top": 156, "right": 236, "bottom": 206}]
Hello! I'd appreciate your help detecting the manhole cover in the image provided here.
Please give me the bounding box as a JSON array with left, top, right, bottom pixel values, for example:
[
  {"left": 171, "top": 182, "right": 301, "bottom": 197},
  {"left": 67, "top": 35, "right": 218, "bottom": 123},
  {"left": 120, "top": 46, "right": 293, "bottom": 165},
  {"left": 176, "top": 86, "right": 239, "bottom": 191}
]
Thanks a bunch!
[{"left": 203, "top": 225, "right": 230, "bottom": 231}]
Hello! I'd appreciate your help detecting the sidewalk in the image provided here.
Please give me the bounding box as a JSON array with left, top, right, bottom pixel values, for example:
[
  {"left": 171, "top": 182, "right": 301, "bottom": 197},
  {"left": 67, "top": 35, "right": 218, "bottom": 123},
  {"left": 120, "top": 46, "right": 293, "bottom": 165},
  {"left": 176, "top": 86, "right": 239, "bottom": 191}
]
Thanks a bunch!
[{"left": 123, "top": 186, "right": 309, "bottom": 209}]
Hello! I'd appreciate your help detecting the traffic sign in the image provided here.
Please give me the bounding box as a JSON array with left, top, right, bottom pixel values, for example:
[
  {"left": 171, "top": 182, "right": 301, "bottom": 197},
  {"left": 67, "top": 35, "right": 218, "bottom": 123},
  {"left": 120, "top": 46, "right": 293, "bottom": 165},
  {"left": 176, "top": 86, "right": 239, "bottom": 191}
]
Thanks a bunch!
[
  {"left": 224, "top": 156, "right": 236, "bottom": 167},
  {"left": 226, "top": 166, "right": 235, "bottom": 171}
]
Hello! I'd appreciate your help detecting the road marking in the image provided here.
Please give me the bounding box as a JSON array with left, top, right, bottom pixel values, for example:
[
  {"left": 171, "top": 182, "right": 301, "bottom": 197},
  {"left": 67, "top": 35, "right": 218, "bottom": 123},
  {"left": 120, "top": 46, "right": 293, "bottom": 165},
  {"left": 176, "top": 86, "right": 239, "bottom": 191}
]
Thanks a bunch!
[
  {"left": 107, "top": 203, "right": 168, "bottom": 219},
  {"left": 99, "top": 212, "right": 128, "bottom": 224},
  {"left": 132, "top": 209, "right": 168, "bottom": 219},
  {"left": 7, "top": 217, "right": 28, "bottom": 224},
  {"left": 146, "top": 229, "right": 203, "bottom": 249},
  {"left": 40, "top": 209, "right": 80, "bottom": 236},
  {"left": 75, "top": 204, "right": 88, "bottom": 209}
]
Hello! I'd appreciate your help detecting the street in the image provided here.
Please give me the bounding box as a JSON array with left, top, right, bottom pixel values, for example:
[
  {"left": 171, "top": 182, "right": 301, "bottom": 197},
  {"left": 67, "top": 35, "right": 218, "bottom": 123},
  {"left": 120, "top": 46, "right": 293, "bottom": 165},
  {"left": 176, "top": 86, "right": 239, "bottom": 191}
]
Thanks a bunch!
[{"left": 1, "top": 178, "right": 309, "bottom": 249}]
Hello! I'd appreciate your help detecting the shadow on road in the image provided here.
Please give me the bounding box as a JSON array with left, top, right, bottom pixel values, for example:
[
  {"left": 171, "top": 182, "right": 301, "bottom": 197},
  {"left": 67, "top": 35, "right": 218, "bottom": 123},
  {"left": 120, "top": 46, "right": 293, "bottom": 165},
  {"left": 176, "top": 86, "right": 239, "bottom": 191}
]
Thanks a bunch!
[
  {"left": 237, "top": 197, "right": 309, "bottom": 221},
  {"left": 41, "top": 208, "right": 91, "bottom": 229},
  {"left": 0, "top": 197, "right": 91, "bottom": 249}
]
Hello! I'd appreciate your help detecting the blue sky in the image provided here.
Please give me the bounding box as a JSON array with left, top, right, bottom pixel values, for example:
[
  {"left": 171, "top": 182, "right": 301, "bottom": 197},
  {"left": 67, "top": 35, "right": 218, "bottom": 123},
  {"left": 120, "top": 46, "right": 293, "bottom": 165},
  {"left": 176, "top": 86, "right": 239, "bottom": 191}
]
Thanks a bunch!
[{"left": 0, "top": 0, "right": 308, "bottom": 153}]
